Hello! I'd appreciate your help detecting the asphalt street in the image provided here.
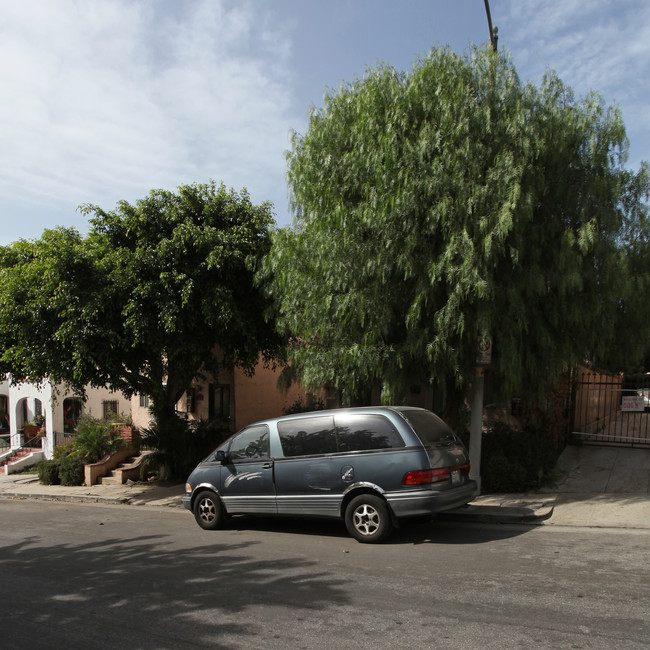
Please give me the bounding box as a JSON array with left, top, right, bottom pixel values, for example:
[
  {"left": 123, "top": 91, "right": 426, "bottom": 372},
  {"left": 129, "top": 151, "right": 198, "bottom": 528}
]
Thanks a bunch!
[{"left": 1, "top": 499, "right": 648, "bottom": 649}]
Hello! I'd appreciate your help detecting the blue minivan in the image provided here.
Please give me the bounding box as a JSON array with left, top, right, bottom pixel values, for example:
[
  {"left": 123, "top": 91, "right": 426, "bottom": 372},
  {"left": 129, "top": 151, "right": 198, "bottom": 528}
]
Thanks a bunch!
[{"left": 182, "top": 406, "right": 477, "bottom": 543}]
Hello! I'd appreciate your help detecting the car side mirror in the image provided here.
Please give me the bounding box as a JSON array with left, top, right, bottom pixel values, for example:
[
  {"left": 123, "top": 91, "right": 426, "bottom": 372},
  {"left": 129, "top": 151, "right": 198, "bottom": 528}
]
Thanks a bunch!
[{"left": 216, "top": 450, "right": 229, "bottom": 464}]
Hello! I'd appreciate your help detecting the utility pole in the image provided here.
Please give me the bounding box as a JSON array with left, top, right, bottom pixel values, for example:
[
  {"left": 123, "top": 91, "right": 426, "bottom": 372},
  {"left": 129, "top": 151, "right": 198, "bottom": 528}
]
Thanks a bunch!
[
  {"left": 484, "top": 0, "right": 499, "bottom": 51},
  {"left": 470, "top": 3, "right": 499, "bottom": 494}
]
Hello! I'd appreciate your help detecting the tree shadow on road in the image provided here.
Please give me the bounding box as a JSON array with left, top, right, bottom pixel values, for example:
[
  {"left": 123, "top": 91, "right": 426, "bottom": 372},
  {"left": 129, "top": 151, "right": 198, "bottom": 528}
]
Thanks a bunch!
[
  {"left": 224, "top": 513, "right": 534, "bottom": 546},
  {"left": 0, "top": 529, "right": 348, "bottom": 649}
]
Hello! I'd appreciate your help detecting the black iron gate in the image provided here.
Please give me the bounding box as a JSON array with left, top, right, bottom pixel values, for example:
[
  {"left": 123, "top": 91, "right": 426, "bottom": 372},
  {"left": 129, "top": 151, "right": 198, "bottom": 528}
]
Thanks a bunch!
[{"left": 571, "top": 371, "right": 650, "bottom": 447}]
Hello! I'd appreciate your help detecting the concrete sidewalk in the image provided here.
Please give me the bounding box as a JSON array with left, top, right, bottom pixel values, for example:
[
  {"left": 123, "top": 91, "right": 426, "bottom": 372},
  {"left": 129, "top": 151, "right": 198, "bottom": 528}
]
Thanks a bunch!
[
  {"left": 445, "top": 445, "right": 650, "bottom": 529},
  {"left": 1, "top": 444, "right": 649, "bottom": 529},
  {"left": 0, "top": 472, "right": 186, "bottom": 508}
]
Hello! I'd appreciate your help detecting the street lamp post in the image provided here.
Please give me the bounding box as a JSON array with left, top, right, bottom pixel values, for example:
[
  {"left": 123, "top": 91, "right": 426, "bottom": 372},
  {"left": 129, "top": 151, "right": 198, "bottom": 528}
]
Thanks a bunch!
[
  {"left": 484, "top": 0, "right": 498, "bottom": 51},
  {"left": 469, "top": 3, "right": 499, "bottom": 494}
]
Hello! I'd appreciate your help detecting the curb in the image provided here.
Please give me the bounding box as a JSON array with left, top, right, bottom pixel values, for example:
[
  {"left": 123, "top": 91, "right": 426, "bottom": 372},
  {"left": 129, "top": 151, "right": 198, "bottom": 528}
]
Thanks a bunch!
[
  {"left": 1, "top": 490, "right": 553, "bottom": 522},
  {"left": 0, "top": 492, "right": 131, "bottom": 505},
  {"left": 439, "top": 503, "right": 555, "bottom": 525}
]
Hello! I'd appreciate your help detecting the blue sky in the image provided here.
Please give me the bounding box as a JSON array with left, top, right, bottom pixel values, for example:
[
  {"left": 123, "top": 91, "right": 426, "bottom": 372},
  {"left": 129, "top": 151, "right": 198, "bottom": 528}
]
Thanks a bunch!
[{"left": 1, "top": 0, "right": 648, "bottom": 245}]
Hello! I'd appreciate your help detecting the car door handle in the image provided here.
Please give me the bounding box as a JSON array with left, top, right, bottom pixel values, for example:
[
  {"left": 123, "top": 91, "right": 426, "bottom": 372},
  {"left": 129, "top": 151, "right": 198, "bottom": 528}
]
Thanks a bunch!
[{"left": 262, "top": 463, "right": 273, "bottom": 469}]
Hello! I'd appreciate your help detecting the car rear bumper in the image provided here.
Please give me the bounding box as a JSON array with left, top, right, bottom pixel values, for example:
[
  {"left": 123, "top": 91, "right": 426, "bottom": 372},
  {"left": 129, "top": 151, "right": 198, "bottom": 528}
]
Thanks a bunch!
[{"left": 385, "top": 480, "right": 478, "bottom": 519}]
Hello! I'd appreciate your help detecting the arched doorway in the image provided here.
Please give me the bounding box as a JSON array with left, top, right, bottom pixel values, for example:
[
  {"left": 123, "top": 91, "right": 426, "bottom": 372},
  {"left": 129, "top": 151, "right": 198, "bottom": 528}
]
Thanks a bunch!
[{"left": 16, "top": 397, "right": 44, "bottom": 442}]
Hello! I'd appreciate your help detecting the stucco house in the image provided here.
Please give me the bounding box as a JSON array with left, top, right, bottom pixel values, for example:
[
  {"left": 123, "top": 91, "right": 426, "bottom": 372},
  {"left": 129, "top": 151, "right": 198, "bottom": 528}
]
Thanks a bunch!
[
  {"left": 130, "top": 357, "right": 327, "bottom": 434},
  {"left": 1, "top": 357, "right": 320, "bottom": 472},
  {"left": 0, "top": 379, "right": 132, "bottom": 469}
]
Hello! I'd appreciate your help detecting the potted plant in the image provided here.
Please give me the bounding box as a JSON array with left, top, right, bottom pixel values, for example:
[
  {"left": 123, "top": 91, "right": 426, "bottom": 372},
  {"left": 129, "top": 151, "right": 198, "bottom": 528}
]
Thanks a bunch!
[{"left": 23, "top": 416, "right": 43, "bottom": 439}]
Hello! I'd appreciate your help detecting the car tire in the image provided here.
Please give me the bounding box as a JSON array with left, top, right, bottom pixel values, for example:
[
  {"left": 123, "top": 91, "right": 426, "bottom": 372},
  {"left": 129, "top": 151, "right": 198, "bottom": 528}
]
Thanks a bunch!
[
  {"left": 344, "top": 494, "right": 393, "bottom": 543},
  {"left": 193, "top": 490, "right": 225, "bottom": 530}
]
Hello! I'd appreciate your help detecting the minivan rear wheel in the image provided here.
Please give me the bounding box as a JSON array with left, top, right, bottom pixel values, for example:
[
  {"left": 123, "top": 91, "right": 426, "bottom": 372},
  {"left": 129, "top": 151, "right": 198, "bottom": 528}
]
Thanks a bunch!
[
  {"left": 193, "top": 490, "right": 225, "bottom": 530},
  {"left": 345, "top": 494, "right": 392, "bottom": 543}
]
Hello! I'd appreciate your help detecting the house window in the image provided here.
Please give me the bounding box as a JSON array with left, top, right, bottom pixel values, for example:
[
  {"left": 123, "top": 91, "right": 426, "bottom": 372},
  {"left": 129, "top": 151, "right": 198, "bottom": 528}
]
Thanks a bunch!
[
  {"left": 63, "top": 397, "right": 83, "bottom": 433},
  {"left": 102, "top": 400, "right": 119, "bottom": 420},
  {"left": 209, "top": 384, "right": 231, "bottom": 419},
  {"left": 139, "top": 394, "right": 149, "bottom": 408}
]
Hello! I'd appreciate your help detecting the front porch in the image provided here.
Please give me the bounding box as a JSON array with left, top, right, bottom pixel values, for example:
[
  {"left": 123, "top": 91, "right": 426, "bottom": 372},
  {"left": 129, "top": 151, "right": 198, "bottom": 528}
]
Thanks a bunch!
[{"left": 0, "top": 437, "right": 45, "bottom": 475}]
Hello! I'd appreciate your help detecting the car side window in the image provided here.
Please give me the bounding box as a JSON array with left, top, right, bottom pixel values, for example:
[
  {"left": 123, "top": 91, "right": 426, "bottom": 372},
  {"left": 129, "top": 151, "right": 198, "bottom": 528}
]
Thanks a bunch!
[
  {"left": 278, "top": 416, "right": 336, "bottom": 457},
  {"left": 335, "top": 414, "right": 405, "bottom": 451},
  {"left": 228, "top": 425, "right": 270, "bottom": 460}
]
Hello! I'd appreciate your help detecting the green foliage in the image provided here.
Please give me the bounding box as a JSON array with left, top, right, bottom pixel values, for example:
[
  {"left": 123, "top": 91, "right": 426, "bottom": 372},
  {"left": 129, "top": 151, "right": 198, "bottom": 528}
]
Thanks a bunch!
[
  {"left": 37, "top": 459, "right": 61, "bottom": 485},
  {"left": 479, "top": 423, "right": 558, "bottom": 493},
  {"left": 32, "top": 414, "right": 46, "bottom": 428},
  {"left": 263, "top": 45, "right": 649, "bottom": 405},
  {"left": 282, "top": 396, "right": 326, "bottom": 415},
  {"left": 40, "top": 420, "right": 128, "bottom": 486},
  {"left": 0, "top": 181, "right": 281, "bottom": 440},
  {"left": 603, "top": 162, "right": 650, "bottom": 370},
  {"left": 53, "top": 440, "right": 75, "bottom": 461},
  {"left": 73, "top": 416, "right": 123, "bottom": 463},
  {"left": 142, "top": 415, "right": 231, "bottom": 479},
  {"left": 58, "top": 454, "right": 85, "bottom": 486}
]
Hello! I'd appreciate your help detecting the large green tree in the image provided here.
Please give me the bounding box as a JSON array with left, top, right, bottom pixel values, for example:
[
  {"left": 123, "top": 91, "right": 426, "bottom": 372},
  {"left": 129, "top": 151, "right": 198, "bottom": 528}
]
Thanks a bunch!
[
  {"left": 0, "top": 181, "right": 280, "bottom": 433},
  {"left": 262, "top": 46, "right": 649, "bottom": 407}
]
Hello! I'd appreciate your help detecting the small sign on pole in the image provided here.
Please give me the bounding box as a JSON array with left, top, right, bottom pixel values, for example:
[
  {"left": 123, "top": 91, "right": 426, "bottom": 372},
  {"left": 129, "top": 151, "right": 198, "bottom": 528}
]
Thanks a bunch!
[{"left": 476, "top": 335, "right": 492, "bottom": 366}]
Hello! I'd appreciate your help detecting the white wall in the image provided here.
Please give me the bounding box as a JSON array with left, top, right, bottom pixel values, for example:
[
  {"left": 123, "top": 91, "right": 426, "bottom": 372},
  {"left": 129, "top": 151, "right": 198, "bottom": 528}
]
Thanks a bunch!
[{"left": 8, "top": 381, "right": 54, "bottom": 457}]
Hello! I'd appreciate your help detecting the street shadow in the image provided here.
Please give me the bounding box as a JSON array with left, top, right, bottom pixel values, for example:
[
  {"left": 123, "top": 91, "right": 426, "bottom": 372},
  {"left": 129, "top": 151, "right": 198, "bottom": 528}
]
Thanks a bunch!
[
  {"left": 390, "top": 518, "right": 535, "bottom": 545},
  {"left": 224, "top": 513, "right": 534, "bottom": 545},
  {"left": 0, "top": 528, "right": 348, "bottom": 649}
]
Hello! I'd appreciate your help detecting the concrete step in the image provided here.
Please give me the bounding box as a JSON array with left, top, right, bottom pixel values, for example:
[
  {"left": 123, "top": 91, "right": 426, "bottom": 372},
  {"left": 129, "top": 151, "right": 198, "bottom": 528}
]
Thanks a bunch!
[{"left": 97, "top": 474, "right": 121, "bottom": 485}]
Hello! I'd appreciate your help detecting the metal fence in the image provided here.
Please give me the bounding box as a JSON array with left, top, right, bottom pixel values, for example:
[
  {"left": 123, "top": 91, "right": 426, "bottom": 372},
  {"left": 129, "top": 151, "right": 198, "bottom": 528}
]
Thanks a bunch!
[
  {"left": 54, "top": 431, "right": 77, "bottom": 448},
  {"left": 571, "top": 370, "right": 650, "bottom": 447}
]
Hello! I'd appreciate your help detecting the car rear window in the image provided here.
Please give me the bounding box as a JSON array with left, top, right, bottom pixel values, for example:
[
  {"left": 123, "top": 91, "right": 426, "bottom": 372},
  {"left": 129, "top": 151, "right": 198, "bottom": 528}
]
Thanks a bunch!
[
  {"left": 277, "top": 413, "right": 405, "bottom": 456},
  {"left": 278, "top": 416, "right": 337, "bottom": 456},
  {"left": 398, "top": 409, "right": 457, "bottom": 446},
  {"left": 335, "top": 414, "right": 405, "bottom": 451}
]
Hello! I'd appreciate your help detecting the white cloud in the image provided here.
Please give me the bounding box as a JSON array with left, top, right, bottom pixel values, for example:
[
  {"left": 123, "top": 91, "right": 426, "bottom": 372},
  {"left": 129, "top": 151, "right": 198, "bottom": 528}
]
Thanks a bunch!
[
  {"left": 500, "top": 0, "right": 650, "bottom": 166},
  {"left": 0, "top": 0, "right": 295, "bottom": 241}
]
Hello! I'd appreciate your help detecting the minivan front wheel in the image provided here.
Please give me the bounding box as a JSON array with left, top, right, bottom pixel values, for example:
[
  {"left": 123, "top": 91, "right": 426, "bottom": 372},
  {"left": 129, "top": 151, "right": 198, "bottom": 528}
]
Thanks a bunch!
[
  {"left": 345, "top": 494, "right": 392, "bottom": 543},
  {"left": 193, "top": 490, "right": 225, "bottom": 530}
]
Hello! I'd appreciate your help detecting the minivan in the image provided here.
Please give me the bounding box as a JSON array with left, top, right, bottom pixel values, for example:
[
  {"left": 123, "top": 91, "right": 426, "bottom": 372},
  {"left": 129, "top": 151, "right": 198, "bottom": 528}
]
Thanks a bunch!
[{"left": 182, "top": 406, "right": 477, "bottom": 543}]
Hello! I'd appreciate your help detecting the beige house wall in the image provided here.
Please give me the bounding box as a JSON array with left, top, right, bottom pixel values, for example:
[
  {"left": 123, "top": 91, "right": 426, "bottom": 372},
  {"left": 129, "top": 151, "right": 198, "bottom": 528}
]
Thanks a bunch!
[
  {"left": 74, "top": 388, "right": 131, "bottom": 423},
  {"left": 130, "top": 358, "right": 319, "bottom": 435},
  {"left": 233, "top": 362, "right": 316, "bottom": 430},
  {"left": 131, "top": 395, "right": 153, "bottom": 432}
]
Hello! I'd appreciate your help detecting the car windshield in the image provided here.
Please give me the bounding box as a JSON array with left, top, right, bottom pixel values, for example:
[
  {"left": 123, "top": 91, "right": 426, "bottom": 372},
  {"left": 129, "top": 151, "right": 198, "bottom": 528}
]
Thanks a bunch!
[{"left": 398, "top": 409, "right": 457, "bottom": 446}]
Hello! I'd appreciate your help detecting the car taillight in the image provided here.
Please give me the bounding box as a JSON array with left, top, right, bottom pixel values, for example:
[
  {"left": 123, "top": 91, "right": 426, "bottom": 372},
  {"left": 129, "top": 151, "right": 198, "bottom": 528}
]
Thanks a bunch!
[
  {"left": 403, "top": 469, "right": 435, "bottom": 485},
  {"left": 402, "top": 463, "right": 470, "bottom": 486}
]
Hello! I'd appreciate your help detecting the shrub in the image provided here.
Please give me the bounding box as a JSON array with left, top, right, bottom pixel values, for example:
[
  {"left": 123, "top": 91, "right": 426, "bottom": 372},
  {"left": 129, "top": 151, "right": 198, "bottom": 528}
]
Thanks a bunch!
[
  {"left": 141, "top": 416, "right": 230, "bottom": 479},
  {"left": 53, "top": 440, "right": 75, "bottom": 461},
  {"left": 37, "top": 459, "right": 61, "bottom": 485},
  {"left": 479, "top": 422, "right": 558, "bottom": 493},
  {"left": 73, "top": 416, "right": 123, "bottom": 463},
  {"left": 58, "top": 454, "right": 85, "bottom": 486}
]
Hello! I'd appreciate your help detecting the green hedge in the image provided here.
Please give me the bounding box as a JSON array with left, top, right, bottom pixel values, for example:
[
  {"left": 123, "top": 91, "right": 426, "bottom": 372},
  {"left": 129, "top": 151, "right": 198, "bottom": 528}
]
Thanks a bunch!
[
  {"left": 459, "top": 422, "right": 559, "bottom": 493},
  {"left": 37, "top": 459, "right": 61, "bottom": 485},
  {"left": 480, "top": 423, "right": 558, "bottom": 493},
  {"left": 58, "top": 454, "right": 85, "bottom": 486}
]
